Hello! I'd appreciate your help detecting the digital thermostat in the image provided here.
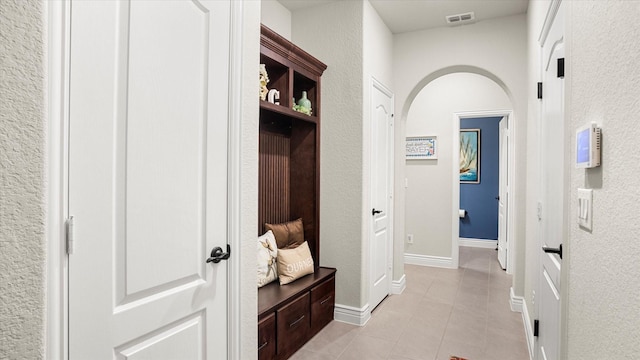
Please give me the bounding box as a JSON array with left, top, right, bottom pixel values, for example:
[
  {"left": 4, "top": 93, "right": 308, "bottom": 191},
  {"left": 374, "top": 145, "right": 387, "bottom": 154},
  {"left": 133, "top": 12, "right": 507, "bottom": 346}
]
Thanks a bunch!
[{"left": 576, "top": 122, "right": 601, "bottom": 168}]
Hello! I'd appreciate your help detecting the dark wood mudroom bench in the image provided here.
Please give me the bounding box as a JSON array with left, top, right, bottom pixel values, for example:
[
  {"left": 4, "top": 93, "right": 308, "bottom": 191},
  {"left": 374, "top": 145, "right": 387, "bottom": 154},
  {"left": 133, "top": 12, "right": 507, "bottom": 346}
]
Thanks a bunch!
[{"left": 258, "top": 267, "right": 336, "bottom": 360}]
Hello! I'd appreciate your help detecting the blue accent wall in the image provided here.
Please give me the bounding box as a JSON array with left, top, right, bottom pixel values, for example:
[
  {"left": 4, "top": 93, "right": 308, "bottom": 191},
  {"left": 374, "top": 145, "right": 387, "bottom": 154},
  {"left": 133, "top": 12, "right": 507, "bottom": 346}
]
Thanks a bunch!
[{"left": 460, "top": 117, "right": 501, "bottom": 240}]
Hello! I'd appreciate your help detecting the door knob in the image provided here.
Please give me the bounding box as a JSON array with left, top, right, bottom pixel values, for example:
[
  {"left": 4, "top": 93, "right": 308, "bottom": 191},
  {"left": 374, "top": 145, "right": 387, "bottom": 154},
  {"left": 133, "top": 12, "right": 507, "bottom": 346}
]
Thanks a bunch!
[
  {"left": 372, "top": 208, "right": 382, "bottom": 216},
  {"left": 207, "top": 244, "right": 231, "bottom": 263},
  {"left": 542, "top": 243, "right": 562, "bottom": 259}
]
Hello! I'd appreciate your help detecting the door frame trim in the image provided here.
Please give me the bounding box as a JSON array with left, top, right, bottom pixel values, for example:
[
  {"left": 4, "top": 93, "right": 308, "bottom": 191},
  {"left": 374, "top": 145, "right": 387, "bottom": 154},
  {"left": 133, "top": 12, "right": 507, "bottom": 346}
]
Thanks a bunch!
[
  {"left": 538, "top": 0, "right": 563, "bottom": 45},
  {"left": 368, "top": 77, "right": 395, "bottom": 308},
  {"left": 46, "top": 1, "right": 70, "bottom": 358},
  {"left": 452, "top": 110, "right": 515, "bottom": 273},
  {"left": 46, "top": 1, "right": 243, "bottom": 358},
  {"left": 227, "top": 1, "right": 244, "bottom": 358}
]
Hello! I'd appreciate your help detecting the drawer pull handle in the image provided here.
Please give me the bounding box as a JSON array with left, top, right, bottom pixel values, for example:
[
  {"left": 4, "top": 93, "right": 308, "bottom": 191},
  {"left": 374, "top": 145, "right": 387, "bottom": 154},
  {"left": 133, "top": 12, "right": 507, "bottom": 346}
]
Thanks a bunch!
[
  {"left": 258, "top": 341, "right": 269, "bottom": 351},
  {"left": 289, "top": 315, "right": 305, "bottom": 328},
  {"left": 320, "top": 296, "right": 332, "bottom": 305}
]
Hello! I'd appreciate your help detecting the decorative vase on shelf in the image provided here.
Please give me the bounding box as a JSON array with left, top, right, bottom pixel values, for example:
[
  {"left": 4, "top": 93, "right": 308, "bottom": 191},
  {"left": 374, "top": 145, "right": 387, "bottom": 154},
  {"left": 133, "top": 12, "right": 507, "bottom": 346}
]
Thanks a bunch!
[
  {"left": 293, "top": 91, "right": 312, "bottom": 116},
  {"left": 297, "top": 91, "right": 311, "bottom": 110}
]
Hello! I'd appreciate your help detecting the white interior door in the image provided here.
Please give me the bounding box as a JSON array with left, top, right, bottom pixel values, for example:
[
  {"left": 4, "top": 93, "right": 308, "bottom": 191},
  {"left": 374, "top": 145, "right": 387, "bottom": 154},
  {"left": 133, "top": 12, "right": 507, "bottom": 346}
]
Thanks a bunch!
[
  {"left": 497, "top": 117, "right": 509, "bottom": 269},
  {"left": 369, "top": 80, "right": 394, "bottom": 311},
  {"left": 68, "top": 1, "right": 231, "bottom": 358},
  {"left": 538, "top": 2, "right": 565, "bottom": 359}
]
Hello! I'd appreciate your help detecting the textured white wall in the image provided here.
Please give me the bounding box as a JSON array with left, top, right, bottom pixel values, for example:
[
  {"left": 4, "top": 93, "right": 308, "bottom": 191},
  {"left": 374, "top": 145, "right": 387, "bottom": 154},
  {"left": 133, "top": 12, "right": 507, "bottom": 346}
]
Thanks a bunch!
[
  {"left": 291, "top": 0, "right": 393, "bottom": 310},
  {"left": 292, "top": 1, "right": 366, "bottom": 307},
  {"left": 0, "top": 0, "right": 47, "bottom": 358},
  {"left": 260, "top": 0, "right": 291, "bottom": 40},
  {"left": 292, "top": 1, "right": 365, "bottom": 308},
  {"left": 393, "top": 15, "right": 527, "bottom": 293},
  {"left": 405, "top": 73, "right": 510, "bottom": 257},
  {"left": 565, "top": 1, "right": 640, "bottom": 357},
  {"left": 363, "top": 1, "right": 393, "bottom": 90}
]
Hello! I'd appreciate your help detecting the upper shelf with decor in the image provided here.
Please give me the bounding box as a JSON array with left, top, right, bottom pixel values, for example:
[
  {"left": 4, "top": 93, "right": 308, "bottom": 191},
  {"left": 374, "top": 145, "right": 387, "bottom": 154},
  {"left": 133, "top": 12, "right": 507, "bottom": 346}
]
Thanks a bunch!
[{"left": 259, "top": 25, "right": 327, "bottom": 121}]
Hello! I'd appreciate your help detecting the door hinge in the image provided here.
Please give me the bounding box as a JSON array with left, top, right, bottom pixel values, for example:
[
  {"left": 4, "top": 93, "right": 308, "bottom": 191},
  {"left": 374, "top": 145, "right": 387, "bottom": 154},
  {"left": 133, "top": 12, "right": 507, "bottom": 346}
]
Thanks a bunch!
[
  {"left": 557, "top": 58, "right": 565, "bottom": 78},
  {"left": 537, "top": 82, "right": 543, "bottom": 99},
  {"left": 537, "top": 202, "right": 542, "bottom": 221},
  {"left": 66, "top": 216, "right": 75, "bottom": 254},
  {"left": 534, "top": 319, "right": 540, "bottom": 337}
]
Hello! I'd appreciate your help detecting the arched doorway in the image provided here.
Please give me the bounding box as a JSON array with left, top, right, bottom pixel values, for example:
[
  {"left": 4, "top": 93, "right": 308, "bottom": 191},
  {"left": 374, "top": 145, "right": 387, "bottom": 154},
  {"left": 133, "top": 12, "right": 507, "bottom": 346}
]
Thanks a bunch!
[{"left": 401, "top": 68, "right": 516, "bottom": 274}]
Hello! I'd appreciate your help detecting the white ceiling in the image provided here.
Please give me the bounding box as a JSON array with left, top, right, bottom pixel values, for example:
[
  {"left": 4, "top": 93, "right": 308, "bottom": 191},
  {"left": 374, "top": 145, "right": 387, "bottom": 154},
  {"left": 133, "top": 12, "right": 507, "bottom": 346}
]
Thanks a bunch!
[{"left": 277, "top": 0, "right": 529, "bottom": 34}]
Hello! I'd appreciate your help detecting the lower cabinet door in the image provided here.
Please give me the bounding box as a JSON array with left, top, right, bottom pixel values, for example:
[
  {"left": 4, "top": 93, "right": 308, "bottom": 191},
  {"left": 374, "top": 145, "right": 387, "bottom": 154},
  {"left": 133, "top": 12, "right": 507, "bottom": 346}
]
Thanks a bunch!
[
  {"left": 276, "top": 292, "right": 310, "bottom": 359},
  {"left": 310, "top": 276, "right": 335, "bottom": 335},
  {"left": 258, "top": 312, "right": 276, "bottom": 360}
]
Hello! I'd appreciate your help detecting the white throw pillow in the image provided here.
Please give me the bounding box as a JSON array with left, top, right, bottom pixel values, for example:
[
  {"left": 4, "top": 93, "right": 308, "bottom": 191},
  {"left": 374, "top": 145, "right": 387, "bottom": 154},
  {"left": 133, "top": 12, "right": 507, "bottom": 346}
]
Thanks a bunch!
[{"left": 257, "top": 230, "right": 278, "bottom": 287}]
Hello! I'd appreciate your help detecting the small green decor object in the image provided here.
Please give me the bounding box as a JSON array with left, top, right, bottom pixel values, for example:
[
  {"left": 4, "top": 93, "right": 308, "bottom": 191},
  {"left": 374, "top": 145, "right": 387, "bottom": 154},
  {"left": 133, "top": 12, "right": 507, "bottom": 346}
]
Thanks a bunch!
[{"left": 293, "top": 91, "right": 312, "bottom": 116}]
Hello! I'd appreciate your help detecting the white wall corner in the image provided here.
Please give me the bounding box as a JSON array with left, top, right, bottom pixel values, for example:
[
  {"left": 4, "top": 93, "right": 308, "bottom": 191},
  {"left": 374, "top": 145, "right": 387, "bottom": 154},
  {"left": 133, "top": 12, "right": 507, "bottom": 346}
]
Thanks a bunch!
[
  {"left": 334, "top": 303, "right": 371, "bottom": 327},
  {"left": 404, "top": 253, "right": 456, "bottom": 269},
  {"left": 459, "top": 238, "right": 498, "bottom": 249},
  {"left": 391, "top": 274, "right": 406, "bottom": 295},
  {"left": 260, "top": 0, "right": 291, "bottom": 40},
  {"left": 509, "top": 286, "right": 524, "bottom": 313},
  {"left": 521, "top": 298, "right": 536, "bottom": 360}
]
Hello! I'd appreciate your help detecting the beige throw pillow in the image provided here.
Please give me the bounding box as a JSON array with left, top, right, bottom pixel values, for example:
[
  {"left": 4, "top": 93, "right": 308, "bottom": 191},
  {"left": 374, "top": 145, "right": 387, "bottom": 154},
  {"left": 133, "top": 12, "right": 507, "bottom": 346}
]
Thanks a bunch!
[
  {"left": 265, "top": 218, "right": 304, "bottom": 250},
  {"left": 277, "top": 241, "right": 314, "bottom": 285},
  {"left": 257, "top": 230, "right": 278, "bottom": 288}
]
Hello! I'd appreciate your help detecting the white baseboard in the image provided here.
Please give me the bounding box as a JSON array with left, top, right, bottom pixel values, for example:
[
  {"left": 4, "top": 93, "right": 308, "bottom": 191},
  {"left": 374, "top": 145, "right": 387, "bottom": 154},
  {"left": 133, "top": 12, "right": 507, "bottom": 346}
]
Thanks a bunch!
[
  {"left": 404, "top": 253, "right": 456, "bottom": 269},
  {"left": 459, "top": 238, "right": 498, "bottom": 249},
  {"left": 334, "top": 303, "right": 371, "bottom": 327},
  {"left": 521, "top": 297, "right": 535, "bottom": 360},
  {"left": 509, "top": 287, "right": 524, "bottom": 313},
  {"left": 391, "top": 274, "right": 406, "bottom": 295}
]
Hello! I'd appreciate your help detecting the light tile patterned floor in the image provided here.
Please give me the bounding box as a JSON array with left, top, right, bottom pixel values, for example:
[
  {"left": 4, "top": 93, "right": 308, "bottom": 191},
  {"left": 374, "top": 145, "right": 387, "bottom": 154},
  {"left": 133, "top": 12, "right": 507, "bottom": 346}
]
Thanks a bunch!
[{"left": 290, "top": 247, "right": 530, "bottom": 360}]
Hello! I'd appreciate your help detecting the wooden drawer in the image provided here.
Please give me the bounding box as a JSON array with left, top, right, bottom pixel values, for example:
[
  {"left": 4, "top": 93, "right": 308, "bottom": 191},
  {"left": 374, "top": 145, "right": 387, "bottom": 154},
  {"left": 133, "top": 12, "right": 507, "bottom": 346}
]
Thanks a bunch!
[
  {"left": 276, "top": 292, "right": 310, "bottom": 359},
  {"left": 310, "top": 276, "right": 335, "bottom": 335},
  {"left": 258, "top": 312, "right": 276, "bottom": 360}
]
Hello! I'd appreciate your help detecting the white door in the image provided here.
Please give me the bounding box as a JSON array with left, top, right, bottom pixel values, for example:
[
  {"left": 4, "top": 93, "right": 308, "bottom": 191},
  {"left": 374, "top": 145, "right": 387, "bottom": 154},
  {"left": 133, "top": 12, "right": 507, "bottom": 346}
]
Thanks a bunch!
[
  {"left": 68, "top": 1, "right": 231, "bottom": 358},
  {"left": 497, "top": 117, "right": 509, "bottom": 269},
  {"left": 369, "top": 80, "right": 394, "bottom": 310},
  {"left": 538, "top": 2, "right": 565, "bottom": 359}
]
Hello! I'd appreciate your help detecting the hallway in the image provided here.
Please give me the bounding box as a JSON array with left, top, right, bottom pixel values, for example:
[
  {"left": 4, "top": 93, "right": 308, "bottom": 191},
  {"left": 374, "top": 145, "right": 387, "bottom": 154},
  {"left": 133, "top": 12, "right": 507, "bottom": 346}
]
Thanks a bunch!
[{"left": 291, "top": 247, "right": 529, "bottom": 360}]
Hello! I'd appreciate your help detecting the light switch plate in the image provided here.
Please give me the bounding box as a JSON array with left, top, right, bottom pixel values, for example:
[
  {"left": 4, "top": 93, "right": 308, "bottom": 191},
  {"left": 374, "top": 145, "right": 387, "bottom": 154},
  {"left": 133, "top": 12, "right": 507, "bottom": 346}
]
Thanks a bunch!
[{"left": 577, "top": 188, "right": 593, "bottom": 230}]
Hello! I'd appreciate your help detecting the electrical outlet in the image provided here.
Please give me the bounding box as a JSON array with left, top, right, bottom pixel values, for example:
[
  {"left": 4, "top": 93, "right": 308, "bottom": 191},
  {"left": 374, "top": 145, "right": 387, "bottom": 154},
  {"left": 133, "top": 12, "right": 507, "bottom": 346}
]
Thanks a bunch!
[
  {"left": 407, "top": 234, "right": 414, "bottom": 244},
  {"left": 532, "top": 290, "right": 536, "bottom": 306}
]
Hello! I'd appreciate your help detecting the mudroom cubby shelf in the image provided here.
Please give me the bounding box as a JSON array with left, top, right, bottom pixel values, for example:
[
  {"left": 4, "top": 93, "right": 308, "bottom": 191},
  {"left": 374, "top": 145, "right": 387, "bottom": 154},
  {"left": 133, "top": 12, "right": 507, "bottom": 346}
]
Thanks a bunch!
[
  {"left": 259, "top": 100, "right": 319, "bottom": 124},
  {"left": 259, "top": 25, "right": 323, "bottom": 121},
  {"left": 258, "top": 24, "right": 335, "bottom": 360}
]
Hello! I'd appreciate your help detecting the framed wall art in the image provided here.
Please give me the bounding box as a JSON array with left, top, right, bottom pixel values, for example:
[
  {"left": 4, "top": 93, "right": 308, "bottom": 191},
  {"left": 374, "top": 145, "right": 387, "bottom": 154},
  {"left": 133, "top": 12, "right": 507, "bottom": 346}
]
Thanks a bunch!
[
  {"left": 406, "top": 136, "right": 438, "bottom": 160},
  {"left": 460, "top": 129, "right": 480, "bottom": 183}
]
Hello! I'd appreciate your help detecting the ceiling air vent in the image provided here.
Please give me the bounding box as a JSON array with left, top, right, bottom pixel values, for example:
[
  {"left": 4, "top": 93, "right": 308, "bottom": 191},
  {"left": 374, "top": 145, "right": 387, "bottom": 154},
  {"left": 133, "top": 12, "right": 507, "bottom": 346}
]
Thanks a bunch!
[{"left": 446, "top": 12, "right": 476, "bottom": 26}]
